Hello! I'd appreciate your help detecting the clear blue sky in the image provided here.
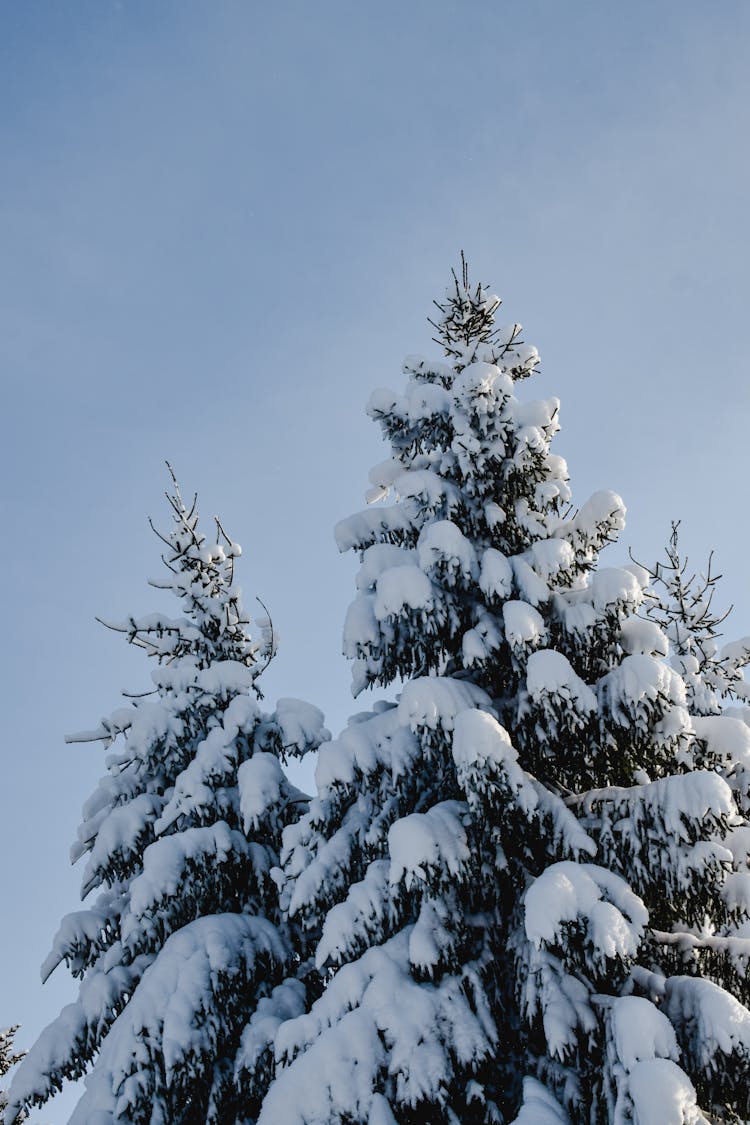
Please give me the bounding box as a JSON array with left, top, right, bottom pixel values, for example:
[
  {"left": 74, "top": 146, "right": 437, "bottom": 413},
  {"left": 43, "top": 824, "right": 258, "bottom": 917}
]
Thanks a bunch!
[{"left": 2, "top": 3, "right": 750, "bottom": 1119}]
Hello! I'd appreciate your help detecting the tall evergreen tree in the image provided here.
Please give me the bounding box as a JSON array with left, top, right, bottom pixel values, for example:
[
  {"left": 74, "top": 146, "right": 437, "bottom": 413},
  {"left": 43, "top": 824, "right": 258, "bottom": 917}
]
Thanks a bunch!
[
  {"left": 4, "top": 473, "right": 327, "bottom": 1125},
  {"left": 260, "top": 260, "right": 750, "bottom": 1124}
]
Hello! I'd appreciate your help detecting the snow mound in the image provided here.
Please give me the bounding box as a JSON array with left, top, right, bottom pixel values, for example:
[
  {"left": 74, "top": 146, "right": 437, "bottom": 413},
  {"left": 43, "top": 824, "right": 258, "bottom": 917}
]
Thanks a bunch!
[
  {"left": 509, "top": 1077, "right": 570, "bottom": 1124},
  {"left": 397, "top": 676, "right": 492, "bottom": 734},
  {"left": 590, "top": 567, "right": 643, "bottom": 612},
  {"left": 663, "top": 976, "right": 750, "bottom": 1065},
  {"left": 524, "top": 861, "right": 647, "bottom": 962},
  {"left": 604, "top": 653, "right": 686, "bottom": 713},
  {"left": 567, "top": 490, "right": 626, "bottom": 548},
  {"left": 627, "top": 1058, "right": 707, "bottom": 1125},
  {"left": 692, "top": 714, "right": 750, "bottom": 771},
  {"left": 611, "top": 996, "right": 679, "bottom": 1070},
  {"left": 238, "top": 752, "right": 287, "bottom": 832},
  {"left": 417, "top": 520, "right": 477, "bottom": 583},
  {"left": 388, "top": 801, "right": 470, "bottom": 890},
  {"left": 529, "top": 538, "right": 575, "bottom": 581},
  {"left": 373, "top": 566, "right": 434, "bottom": 619},
  {"left": 452, "top": 709, "right": 536, "bottom": 816},
  {"left": 314, "top": 706, "right": 414, "bottom": 793},
  {"left": 504, "top": 600, "right": 548, "bottom": 652},
  {"left": 620, "top": 617, "right": 670, "bottom": 657},
  {"left": 526, "top": 650, "right": 597, "bottom": 714},
  {"left": 273, "top": 698, "right": 329, "bottom": 757},
  {"left": 355, "top": 544, "right": 416, "bottom": 593},
  {"left": 479, "top": 547, "right": 513, "bottom": 602}
]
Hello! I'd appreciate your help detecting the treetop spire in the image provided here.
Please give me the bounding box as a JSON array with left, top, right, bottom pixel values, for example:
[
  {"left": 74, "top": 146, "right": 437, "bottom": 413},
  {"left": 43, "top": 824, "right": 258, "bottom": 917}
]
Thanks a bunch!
[
  {"left": 95, "top": 464, "right": 272, "bottom": 678},
  {"left": 428, "top": 251, "right": 502, "bottom": 366}
]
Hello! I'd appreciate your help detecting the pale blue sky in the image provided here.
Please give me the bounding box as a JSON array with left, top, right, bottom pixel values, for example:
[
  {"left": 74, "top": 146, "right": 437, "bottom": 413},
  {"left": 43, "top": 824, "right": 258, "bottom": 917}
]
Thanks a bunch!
[{"left": 2, "top": 3, "right": 750, "bottom": 1119}]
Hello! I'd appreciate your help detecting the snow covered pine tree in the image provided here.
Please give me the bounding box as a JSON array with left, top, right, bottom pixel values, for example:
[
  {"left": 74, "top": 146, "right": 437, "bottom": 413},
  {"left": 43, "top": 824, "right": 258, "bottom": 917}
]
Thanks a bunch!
[
  {"left": 637, "top": 524, "right": 750, "bottom": 1066},
  {"left": 260, "top": 260, "right": 750, "bottom": 1124},
  {"left": 641, "top": 522, "right": 750, "bottom": 725},
  {"left": 4, "top": 471, "right": 327, "bottom": 1125}
]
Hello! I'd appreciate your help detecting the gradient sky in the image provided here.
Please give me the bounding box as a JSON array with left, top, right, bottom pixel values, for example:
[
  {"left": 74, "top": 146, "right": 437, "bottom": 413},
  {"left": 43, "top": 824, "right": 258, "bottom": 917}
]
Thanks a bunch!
[{"left": 2, "top": 3, "right": 750, "bottom": 1119}]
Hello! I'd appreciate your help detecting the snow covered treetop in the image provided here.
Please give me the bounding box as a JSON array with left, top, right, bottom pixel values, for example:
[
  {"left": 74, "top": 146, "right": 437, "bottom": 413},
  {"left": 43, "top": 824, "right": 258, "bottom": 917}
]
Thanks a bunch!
[
  {"left": 5, "top": 472, "right": 327, "bottom": 1125},
  {"left": 429, "top": 251, "right": 538, "bottom": 378},
  {"left": 641, "top": 522, "right": 750, "bottom": 717},
  {"left": 97, "top": 466, "right": 273, "bottom": 677},
  {"left": 429, "top": 251, "right": 502, "bottom": 367},
  {"left": 336, "top": 259, "right": 627, "bottom": 695}
]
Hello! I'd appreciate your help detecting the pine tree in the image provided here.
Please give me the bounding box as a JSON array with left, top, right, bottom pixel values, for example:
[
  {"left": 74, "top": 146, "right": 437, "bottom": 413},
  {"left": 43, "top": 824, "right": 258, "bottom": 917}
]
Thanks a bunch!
[
  {"left": 260, "top": 260, "right": 750, "bottom": 1124},
  {"left": 4, "top": 471, "right": 328, "bottom": 1125},
  {"left": 638, "top": 523, "right": 750, "bottom": 829},
  {"left": 637, "top": 524, "right": 750, "bottom": 1039},
  {"left": 0, "top": 1029, "right": 24, "bottom": 1117},
  {"left": 640, "top": 522, "right": 750, "bottom": 721}
]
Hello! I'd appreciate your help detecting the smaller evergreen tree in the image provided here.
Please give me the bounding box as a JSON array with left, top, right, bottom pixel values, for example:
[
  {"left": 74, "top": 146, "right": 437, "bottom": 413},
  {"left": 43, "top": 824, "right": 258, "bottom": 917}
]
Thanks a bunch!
[
  {"left": 638, "top": 523, "right": 750, "bottom": 1012},
  {"left": 4, "top": 471, "right": 328, "bottom": 1125},
  {"left": 641, "top": 522, "right": 750, "bottom": 720}
]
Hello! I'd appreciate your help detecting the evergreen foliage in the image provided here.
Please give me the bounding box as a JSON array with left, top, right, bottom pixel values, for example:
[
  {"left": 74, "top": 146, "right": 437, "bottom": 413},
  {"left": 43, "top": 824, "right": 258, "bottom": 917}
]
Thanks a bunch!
[
  {"left": 4, "top": 473, "right": 328, "bottom": 1125},
  {"left": 0, "top": 1029, "right": 24, "bottom": 1117},
  {"left": 640, "top": 523, "right": 750, "bottom": 720},
  {"left": 262, "top": 261, "right": 750, "bottom": 1125}
]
